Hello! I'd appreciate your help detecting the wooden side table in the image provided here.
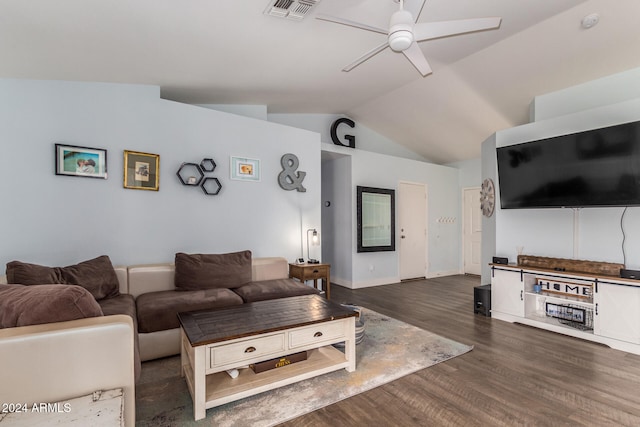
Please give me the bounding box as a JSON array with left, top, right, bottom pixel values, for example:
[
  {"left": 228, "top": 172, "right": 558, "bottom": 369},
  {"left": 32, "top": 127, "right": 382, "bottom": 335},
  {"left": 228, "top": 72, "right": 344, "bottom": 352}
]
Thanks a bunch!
[{"left": 289, "top": 263, "right": 331, "bottom": 300}]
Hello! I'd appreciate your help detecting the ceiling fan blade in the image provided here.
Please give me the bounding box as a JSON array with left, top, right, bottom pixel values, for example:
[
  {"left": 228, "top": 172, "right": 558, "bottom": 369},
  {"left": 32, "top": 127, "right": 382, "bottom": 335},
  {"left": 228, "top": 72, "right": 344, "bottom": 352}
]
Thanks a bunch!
[
  {"left": 413, "top": 17, "right": 502, "bottom": 42},
  {"left": 343, "top": 42, "right": 390, "bottom": 72},
  {"left": 316, "top": 14, "right": 388, "bottom": 35},
  {"left": 402, "top": 42, "right": 432, "bottom": 76},
  {"left": 403, "top": 0, "right": 427, "bottom": 23}
]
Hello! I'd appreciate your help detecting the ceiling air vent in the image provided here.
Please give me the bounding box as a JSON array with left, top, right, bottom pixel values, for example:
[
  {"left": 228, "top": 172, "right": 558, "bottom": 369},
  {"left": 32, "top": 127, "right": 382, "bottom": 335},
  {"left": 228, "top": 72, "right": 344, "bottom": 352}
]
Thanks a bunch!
[{"left": 264, "top": 0, "right": 320, "bottom": 21}]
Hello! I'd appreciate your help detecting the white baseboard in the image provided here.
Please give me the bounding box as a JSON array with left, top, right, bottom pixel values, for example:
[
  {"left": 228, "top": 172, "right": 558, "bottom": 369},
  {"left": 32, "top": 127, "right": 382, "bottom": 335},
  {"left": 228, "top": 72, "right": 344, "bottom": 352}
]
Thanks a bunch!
[
  {"left": 333, "top": 271, "right": 462, "bottom": 288},
  {"left": 331, "top": 277, "right": 352, "bottom": 288},
  {"left": 426, "top": 270, "right": 460, "bottom": 279},
  {"left": 332, "top": 276, "right": 400, "bottom": 289}
]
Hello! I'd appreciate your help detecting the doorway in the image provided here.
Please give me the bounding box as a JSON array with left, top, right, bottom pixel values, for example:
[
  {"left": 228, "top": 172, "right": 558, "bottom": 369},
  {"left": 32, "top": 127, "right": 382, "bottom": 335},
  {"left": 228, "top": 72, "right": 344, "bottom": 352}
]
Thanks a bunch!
[
  {"left": 462, "top": 187, "right": 482, "bottom": 275},
  {"left": 398, "top": 182, "right": 427, "bottom": 280}
]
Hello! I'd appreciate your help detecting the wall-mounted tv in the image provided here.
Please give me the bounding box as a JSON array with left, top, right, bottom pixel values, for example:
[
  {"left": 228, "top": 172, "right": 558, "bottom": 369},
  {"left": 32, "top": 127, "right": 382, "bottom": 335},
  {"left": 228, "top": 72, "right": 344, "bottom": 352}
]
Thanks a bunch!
[{"left": 497, "top": 120, "right": 640, "bottom": 209}]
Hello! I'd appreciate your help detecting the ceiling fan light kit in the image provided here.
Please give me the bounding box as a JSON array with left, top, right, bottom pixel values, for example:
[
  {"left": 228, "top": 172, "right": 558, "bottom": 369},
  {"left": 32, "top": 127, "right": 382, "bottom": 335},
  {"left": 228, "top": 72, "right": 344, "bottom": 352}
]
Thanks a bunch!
[
  {"left": 388, "top": 10, "right": 414, "bottom": 52},
  {"left": 317, "top": 0, "right": 502, "bottom": 76}
]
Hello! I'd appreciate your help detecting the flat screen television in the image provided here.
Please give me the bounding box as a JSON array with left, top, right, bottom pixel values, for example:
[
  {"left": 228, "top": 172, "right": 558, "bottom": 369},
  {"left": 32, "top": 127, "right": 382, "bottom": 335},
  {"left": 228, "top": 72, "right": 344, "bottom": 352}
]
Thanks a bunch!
[{"left": 496, "top": 120, "right": 640, "bottom": 209}]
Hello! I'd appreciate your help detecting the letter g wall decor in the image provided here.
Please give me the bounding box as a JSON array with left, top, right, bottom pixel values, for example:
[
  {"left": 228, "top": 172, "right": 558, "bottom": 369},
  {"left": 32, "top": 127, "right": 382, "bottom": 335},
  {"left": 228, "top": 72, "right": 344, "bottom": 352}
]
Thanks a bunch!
[
  {"left": 331, "top": 117, "right": 356, "bottom": 148},
  {"left": 278, "top": 153, "right": 306, "bottom": 192}
]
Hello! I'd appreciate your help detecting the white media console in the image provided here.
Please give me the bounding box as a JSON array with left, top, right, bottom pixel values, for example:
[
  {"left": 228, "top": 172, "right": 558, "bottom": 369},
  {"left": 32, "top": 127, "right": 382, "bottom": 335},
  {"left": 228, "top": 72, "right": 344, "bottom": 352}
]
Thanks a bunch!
[{"left": 490, "top": 263, "right": 640, "bottom": 355}]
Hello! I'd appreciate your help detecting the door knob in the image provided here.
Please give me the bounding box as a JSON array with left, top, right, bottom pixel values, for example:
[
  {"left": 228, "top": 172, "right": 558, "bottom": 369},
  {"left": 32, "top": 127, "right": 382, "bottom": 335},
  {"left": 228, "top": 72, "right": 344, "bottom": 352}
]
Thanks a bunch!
[{"left": 401, "top": 235, "right": 406, "bottom": 239}]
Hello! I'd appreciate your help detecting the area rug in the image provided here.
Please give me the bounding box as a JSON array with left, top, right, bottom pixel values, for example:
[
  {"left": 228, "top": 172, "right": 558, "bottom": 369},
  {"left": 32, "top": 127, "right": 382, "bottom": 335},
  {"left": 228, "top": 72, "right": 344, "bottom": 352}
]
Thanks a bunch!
[{"left": 135, "top": 308, "right": 473, "bottom": 426}]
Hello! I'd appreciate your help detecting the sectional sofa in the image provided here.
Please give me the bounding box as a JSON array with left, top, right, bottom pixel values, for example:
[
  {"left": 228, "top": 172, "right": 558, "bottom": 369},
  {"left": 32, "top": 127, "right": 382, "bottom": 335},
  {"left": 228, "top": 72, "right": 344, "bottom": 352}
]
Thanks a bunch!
[
  {"left": 127, "top": 252, "right": 320, "bottom": 361},
  {"left": 0, "top": 251, "right": 320, "bottom": 379}
]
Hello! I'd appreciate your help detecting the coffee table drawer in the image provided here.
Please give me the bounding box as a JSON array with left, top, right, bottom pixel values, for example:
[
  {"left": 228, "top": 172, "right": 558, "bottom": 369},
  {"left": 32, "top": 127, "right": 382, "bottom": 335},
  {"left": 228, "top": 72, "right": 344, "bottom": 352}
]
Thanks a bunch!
[
  {"left": 289, "top": 321, "right": 345, "bottom": 348},
  {"left": 210, "top": 333, "right": 285, "bottom": 367}
]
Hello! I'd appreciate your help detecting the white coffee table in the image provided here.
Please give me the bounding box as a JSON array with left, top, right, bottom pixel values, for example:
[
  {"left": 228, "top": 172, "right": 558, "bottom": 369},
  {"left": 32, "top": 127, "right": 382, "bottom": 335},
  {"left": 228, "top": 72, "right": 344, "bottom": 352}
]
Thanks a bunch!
[{"left": 178, "top": 295, "right": 358, "bottom": 420}]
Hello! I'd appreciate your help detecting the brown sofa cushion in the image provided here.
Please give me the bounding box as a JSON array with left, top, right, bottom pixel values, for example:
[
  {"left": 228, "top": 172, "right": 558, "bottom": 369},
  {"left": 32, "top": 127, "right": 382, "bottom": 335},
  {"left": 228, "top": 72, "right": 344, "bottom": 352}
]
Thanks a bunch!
[
  {"left": 233, "top": 279, "right": 320, "bottom": 303},
  {"left": 0, "top": 284, "right": 103, "bottom": 328},
  {"left": 136, "top": 288, "right": 244, "bottom": 333},
  {"left": 174, "top": 251, "right": 252, "bottom": 291},
  {"left": 5, "top": 256, "right": 120, "bottom": 301},
  {"left": 99, "top": 294, "right": 137, "bottom": 326}
]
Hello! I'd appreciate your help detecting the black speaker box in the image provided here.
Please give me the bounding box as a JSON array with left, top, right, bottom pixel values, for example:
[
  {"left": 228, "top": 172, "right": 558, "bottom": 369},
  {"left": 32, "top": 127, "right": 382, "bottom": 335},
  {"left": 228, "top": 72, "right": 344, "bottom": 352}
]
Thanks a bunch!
[
  {"left": 493, "top": 256, "right": 509, "bottom": 265},
  {"left": 620, "top": 269, "right": 640, "bottom": 280},
  {"left": 474, "top": 284, "right": 491, "bottom": 317}
]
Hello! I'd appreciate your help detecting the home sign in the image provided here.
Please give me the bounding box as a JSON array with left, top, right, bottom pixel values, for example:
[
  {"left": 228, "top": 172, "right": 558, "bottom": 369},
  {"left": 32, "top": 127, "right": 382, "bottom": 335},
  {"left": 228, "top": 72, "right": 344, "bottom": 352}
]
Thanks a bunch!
[{"left": 536, "top": 278, "right": 593, "bottom": 298}]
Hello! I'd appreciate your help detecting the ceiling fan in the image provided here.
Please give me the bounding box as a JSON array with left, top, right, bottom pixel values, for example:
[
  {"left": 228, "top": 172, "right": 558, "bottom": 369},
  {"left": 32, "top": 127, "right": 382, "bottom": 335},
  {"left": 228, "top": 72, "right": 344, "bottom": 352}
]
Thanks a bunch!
[{"left": 316, "top": 0, "right": 502, "bottom": 76}]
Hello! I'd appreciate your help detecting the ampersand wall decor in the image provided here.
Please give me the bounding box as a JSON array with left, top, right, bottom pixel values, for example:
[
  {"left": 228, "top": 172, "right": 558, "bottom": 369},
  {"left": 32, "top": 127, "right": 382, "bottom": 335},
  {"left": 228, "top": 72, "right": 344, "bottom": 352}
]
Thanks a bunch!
[{"left": 278, "top": 153, "right": 307, "bottom": 192}]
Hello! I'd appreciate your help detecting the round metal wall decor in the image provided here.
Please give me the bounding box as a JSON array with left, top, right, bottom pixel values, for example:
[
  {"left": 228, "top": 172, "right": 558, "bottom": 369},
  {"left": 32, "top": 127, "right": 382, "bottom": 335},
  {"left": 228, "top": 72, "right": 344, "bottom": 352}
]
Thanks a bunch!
[{"left": 480, "top": 178, "right": 495, "bottom": 217}]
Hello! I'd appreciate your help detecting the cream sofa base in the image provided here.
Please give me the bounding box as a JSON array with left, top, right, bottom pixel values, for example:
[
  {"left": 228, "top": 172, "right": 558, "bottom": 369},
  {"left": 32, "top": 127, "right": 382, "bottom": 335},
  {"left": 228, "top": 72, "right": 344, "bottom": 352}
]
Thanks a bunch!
[
  {"left": 0, "top": 315, "right": 135, "bottom": 427},
  {"left": 139, "top": 328, "right": 181, "bottom": 362}
]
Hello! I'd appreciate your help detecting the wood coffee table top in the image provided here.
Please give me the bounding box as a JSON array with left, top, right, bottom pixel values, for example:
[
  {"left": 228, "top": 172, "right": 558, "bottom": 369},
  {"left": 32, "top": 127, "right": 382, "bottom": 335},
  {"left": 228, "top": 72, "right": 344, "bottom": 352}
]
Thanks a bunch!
[{"left": 178, "top": 294, "right": 358, "bottom": 347}]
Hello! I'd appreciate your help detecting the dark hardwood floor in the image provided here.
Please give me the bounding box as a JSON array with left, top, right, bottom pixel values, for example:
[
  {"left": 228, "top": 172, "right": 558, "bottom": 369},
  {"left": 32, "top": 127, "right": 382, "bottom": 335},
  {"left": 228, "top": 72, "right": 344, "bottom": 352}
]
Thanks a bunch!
[{"left": 281, "top": 275, "right": 640, "bottom": 426}]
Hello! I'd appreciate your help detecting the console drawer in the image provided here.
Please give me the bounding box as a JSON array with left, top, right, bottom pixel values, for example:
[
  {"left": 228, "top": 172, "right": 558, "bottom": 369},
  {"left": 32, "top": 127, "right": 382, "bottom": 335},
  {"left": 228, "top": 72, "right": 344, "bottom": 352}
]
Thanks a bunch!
[
  {"left": 210, "top": 333, "right": 285, "bottom": 367},
  {"left": 289, "top": 321, "right": 345, "bottom": 348}
]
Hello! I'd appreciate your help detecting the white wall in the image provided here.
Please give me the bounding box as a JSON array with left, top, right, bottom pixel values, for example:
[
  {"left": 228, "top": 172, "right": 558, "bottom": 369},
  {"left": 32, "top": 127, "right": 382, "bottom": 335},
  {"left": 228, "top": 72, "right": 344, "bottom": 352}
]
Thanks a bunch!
[
  {"left": 493, "top": 67, "right": 640, "bottom": 270},
  {"left": 264, "top": 113, "right": 461, "bottom": 286},
  {"left": 447, "top": 158, "right": 481, "bottom": 189},
  {"left": 321, "top": 152, "right": 352, "bottom": 284},
  {"left": 0, "top": 79, "right": 321, "bottom": 269},
  {"left": 196, "top": 104, "right": 268, "bottom": 121},
  {"left": 532, "top": 67, "right": 640, "bottom": 122},
  {"left": 480, "top": 134, "right": 497, "bottom": 284},
  {"left": 447, "top": 157, "right": 482, "bottom": 273},
  {"left": 322, "top": 143, "right": 460, "bottom": 288},
  {"left": 268, "top": 113, "right": 429, "bottom": 162}
]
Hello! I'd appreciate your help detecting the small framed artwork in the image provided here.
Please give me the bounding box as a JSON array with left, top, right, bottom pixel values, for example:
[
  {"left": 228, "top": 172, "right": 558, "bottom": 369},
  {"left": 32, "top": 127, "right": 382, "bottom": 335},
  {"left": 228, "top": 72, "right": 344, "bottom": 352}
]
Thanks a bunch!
[
  {"left": 230, "top": 156, "right": 260, "bottom": 182},
  {"left": 55, "top": 143, "right": 107, "bottom": 179},
  {"left": 123, "top": 150, "right": 160, "bottom": 191}
]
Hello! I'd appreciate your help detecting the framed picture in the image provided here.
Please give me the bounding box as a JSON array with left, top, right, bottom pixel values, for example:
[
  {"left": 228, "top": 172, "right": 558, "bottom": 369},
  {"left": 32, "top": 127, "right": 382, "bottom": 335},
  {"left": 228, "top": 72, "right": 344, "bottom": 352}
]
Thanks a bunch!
[
  {"left": 123, "top": 150, "right": 159, "bottom": 191},
  {"left": 230, "top": 156, "right": 260, "bottom": 182},
  {"left": 55, "top": 143, "right": 107, "bottom": 179},
  {"left": 357, "top": 186, "right": 396, "bottom": 253}
]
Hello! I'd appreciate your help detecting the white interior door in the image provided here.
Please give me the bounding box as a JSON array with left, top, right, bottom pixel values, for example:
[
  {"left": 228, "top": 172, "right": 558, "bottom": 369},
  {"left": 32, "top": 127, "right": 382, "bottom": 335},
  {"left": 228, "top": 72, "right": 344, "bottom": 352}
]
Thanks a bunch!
[
  {"left": 399, "top": 182, "right": 427, "bottom": 280},
  {"left": 463, "top": 187, "right": 482, "bottom": 275}
]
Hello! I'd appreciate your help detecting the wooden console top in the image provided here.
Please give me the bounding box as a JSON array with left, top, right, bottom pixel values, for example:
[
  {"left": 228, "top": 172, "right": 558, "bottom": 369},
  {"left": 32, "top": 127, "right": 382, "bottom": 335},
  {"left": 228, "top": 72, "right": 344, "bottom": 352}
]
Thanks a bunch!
[
  {"left": 516, "top": 254, "right": 624, "bottom": 277},
  {"left": 178, "top": 294, "right": 357, "bottom": 347},
  {"left": 490, "top": 263, "right": 640, "bottom": 286}
]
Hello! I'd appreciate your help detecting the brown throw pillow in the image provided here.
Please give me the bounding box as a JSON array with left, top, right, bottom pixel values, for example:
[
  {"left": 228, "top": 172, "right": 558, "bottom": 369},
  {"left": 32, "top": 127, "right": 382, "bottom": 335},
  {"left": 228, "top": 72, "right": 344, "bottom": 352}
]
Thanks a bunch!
[
  {"left": 233, "top": 279, "right": 320, "bottom": 303},
  {"left": 0, "top": 284, "right": 104, "bottom": 328},
  {"left": 5, "top": 255, "right": 120, "bottom": 301},
  {"left": 175, "top": 250, "right": 252, "bottom": 291}
]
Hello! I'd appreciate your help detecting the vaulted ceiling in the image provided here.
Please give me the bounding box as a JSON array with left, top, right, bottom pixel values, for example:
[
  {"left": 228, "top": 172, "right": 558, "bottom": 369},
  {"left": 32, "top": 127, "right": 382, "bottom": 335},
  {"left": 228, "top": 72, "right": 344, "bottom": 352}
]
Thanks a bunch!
[{"left": 1, "top": 0, "right": 639, "bottom": 163}]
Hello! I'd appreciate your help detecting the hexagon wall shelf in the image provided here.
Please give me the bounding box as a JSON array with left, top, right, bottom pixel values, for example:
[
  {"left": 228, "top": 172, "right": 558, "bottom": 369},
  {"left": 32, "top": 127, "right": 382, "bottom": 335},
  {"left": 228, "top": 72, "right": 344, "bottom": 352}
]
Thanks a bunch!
[
  {"left": 200, "top": 158, "right": 216, "bottom": 172},
  {"left": 201, "top": 177, "right": 222, "bottom": 195},
  {"left": 177, "top": 158, "right": 222, "bottom": 196},
  {"left": 176, "top": 163, "right": 203, "bottom": 186}
]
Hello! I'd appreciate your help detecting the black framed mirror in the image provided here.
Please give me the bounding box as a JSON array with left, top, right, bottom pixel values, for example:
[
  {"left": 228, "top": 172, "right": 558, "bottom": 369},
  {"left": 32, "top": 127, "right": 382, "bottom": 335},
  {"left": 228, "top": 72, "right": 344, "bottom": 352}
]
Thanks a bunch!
[{"left": 357, "top": 186, "right": 395, "bottom": 253}]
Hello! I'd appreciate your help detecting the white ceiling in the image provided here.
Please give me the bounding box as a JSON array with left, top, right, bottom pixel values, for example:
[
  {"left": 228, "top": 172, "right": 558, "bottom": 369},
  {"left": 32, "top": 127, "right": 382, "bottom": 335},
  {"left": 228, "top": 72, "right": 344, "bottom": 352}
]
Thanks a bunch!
[{"left": 1, "top": 0, "right": 639, "bottom": 164}]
